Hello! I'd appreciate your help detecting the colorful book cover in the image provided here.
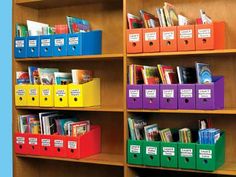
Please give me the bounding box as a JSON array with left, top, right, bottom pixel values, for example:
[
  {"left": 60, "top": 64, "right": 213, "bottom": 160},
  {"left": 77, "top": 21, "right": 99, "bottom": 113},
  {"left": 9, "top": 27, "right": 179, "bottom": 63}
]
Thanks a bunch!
[
  {"left": 38, "top": 68, "right": 59, "bottom": 85},
  {"left": 128, "top": 118, "right": 136, "bottom": 140},
  {"left": 127, "top": 13, "right": 143, "bottom": 29},
  {"left": 54, "top": 72, "right": 72, "bottom": 85},
  {"left": 133, "top": 119, "right": 147, "bottom": 140},
  {"left": 55, "top": 118, "right": 79, "bottom": 135},
  {"left": 55, "top": 24, "right": 69, "bottom": 34},
  {"left": 16, "top": 24, "right": 28, "bottom": 37},
  {"left": 142, "top": 66, "right": 159, "bottom": 85},
  {"left": 71, "top": 69, "right": 93, "bottom": 84},
  {"left": 195, "top": 62, "right": 212, "bottom": 84},
  {"left": 66, "top": 16, "right": 90, "bottom": 33},
  {"left": 16, "top": 71, "right": 30, "bottom": 84},
  {"left": 163, "top": 2, "right": 178, "bottom": 26},
  {"left": 28, "top": 66, "right": 40, "bottom": 85},
  {"left": 139, "top": 10, "right": 159, "bottom": 28},
  {"left": 144, "top": 124, "right": 159, "bottom": 141}
]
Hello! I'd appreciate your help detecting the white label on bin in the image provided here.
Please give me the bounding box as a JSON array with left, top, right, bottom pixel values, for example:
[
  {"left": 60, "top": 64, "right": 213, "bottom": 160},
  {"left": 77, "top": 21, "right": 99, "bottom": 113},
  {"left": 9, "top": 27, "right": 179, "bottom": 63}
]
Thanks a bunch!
[
  {"left": 54, "top": 140, "right": 63, "bottom": 147},
  {"left": 163, "top": 147, "right": 175, "bottom": 156},
  {"left": 199, "top": 149, "right": 212, "bottom": 159},
  {"left": 145, "top": 89, "right": 156, "bottom": 98},
  {"left": 198, "top": 89, "right": 211, "bottom": 98},
  {"left": 146, "top": 146, "right": 157, "bottom": 155},
  {"left": 30, "top": 89, "right": 37, "bottom": 96},
  {"left": 16, "top": 137, "right": 25, "bottom": 144},
  {"left": 180, "top": 89, "right": 193, "bottom": 98},
  {"left": 163, "top": 89, "right": 174, "bottom": 98},
  {"left": 16, "top": 40, "right": 24, "bottom": 48},
  {"left": 16, "top": 89, "right": 25, "bottom": 96},
  {"left": 163, "top": 31, "right": 174, "bottom": 40},
  {"left": 56, "top": 90, "right": 66, "bottom": 97},
  {"left": 180, "top": 148, "right": 193, "bottom": 157},
  {"left": 129, "top": 34, "right": 140, "bottom": 42},
  {"left": 42, "top": 139, "right": 50, "bottom": 146},
  {"left": 69, "top": 37, "right": 79, "bottom": 45},
  {"left": 129, "top": 90, "right": 140, "bottom": 98},
  {"left": 55, "top": 38, "right": 64, "bottom": 46},
  {"left": 41, "top": 39, "right": 50, "bottom": 47},
  {"left": 130, "top": 145, "right": 140, "bottom": 153},
  {"left": 71, "top": 89, "right": 80, "bottom": 96},
  {"left": 68, "top": 141, "right": 77, "bottom": 150},
  {"left": 42, "top": 89, "right": 50, "bottom": 96},
  {"left": 29, "top": 138, "right": 38, "bottom": 145},
  {"left": 145, "top": 32, "right": 157, "bottom": 41},
  {"left": 180, "top": 29, "right": 193, "bottom": 39},
  {"left": 29, "top": 40, "right": 37, "bottom": 47},
  {"left": 198, "top": 29, "right": 211, "bottom": 38}
]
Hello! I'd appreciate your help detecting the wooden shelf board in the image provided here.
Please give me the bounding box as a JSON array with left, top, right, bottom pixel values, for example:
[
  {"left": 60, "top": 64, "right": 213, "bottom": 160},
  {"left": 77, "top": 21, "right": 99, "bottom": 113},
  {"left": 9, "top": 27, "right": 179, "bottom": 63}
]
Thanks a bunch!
[
  {"left": 15, "top": 54, "right": 123, "bottom": 62},
  {"left": 127, "top": 49, "right": 236, "bottom": 58},
  {"left": 128, "top": 162, "right": 236, "bottom": 176},
  {"left": 16, "top": 153, "right": 124, "bottom": 167},
  {"left": 16, "top": 0, "right": 120, "bottom": 9},
  {"left": 127, "top": 108, "right": 236, "bottom": 115},
  {"left": 16, "top": 105, "right": 124, "bottom": 112}
]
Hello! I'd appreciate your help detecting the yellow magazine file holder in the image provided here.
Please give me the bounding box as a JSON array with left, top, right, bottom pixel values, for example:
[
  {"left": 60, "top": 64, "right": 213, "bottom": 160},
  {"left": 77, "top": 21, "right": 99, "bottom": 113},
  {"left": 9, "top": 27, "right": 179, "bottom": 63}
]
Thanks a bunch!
[
  {"left": 54, "top": 85, "right": 68, "bottom": 107},
  {"left": 27, "top": 85, "right": 40, "bottom": 106},
  {"left": 15, "top": 85, "right": 28, "bottom": 106},
  {"left": 40, "top": 85, "right": 54, "bottom": 107},
  {"left": 68, "top": 78, "right": 100, "bottom": 107}
]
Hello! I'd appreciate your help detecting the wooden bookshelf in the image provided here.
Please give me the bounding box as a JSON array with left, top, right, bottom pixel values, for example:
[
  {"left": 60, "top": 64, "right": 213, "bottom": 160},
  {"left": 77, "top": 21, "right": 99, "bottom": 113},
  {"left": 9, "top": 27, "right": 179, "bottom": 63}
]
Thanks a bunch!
[{"left": 12, "top": 0, "right": 236, "bottom": 177}]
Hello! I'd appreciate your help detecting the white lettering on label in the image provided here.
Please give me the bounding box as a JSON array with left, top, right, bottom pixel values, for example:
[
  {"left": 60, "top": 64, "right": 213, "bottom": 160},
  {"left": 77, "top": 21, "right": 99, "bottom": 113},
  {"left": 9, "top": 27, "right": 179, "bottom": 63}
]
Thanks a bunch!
[
  {"left": 198, "top": 89, "right": 211, "bottom": 98},
  {"left": 129, "top": 34, "right": 140, "bottom": 42},
  {"left": 163, "top": 147, "right": 175, "bottom": 156},
  {"left": 16, "top": 137, "right": 25, "bottom": 144},
  {"left": 29, "top": 138, "right": 37, "bottom": 145},
  {"left": 29, "top": 40, "right": 37, "bottom": 47},
  {"left": 68, "top": 141, "right": 77, "bottom": 149},
  {"left": 146, "top": 146, "right": 157, "bottom": 155},
  {"left": 180, "top": 29, "right": 193, "bottom": 39},
  {"left": 54, "top": 140, "right": 63, "bottom": 148},
  {"left": 163, "top": 31, "right": 174, "bottom": 40},
  {"left": 69, "top": 37, "right": 79, "bottom": 45},
  {"left": 180, "top": 89, "right": 193, "bottom": 98},
  {"left": 198, "top": 29, "right": 211, "bottom": 38},
  {"left": 145, "top": 32, "right": 157, "bottom": 41},
  {"left": 199, "top": 149, "right": 212, "bottom": 159},
  {"left": 129, "top": 90, "right": 140, "bottom": 98},
  {"left": 41, "top": 39, "right": 50, "bottom": 47},
  {"left": 130, "top": 145, "right": 140, "bottom": 153},
  {"left": 145, "top": 89, "right": 156, "bottom": 98},
  {"left": 163, "top": 89, "right": 174, "bottom": 98},
  {"left": 15, "top": 40, "right": 24, "bottom": 48},
  {"left": 55, "top": 38, "right": 65, "bottom": 46}
]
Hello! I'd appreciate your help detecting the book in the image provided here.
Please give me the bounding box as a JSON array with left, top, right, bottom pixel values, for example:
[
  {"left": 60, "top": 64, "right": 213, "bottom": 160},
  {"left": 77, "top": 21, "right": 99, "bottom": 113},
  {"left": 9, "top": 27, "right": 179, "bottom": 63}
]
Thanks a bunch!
[
  {"left": 71, "top": 69, "right": 93, "bottom": 84},
  {"left": 160, "top": 128, "right": 173, "bottom": 142},
  {"left": 200, "top": 9, "right": 212, "bottom": 24},
  {"left": 163, "top": 2, "right": 178, "bottom": 26},
  {"left": 16, "top": 71, "right": 30, "bottom": 84},
  {"left": 144, "top": 124, "right": 159, "bottom": 141},
  {"left": 16, "top": 24, "right": 28, "bottom": 37},
  {"left": 27, "top": 20, "right": 49, "bottom": 36},
  {"left": 38, "top": 68, "right": 59, "bottom": 85},
  {"left": 55, "top": 24, "right": 69, "bottom": 34},
  {"left": 128, "top": 118, "right": 136, "bottom": 140},
  {"left": 133, "top": 118, "right": 147, "bottom": 140},
  {"left": 195, "top": 62, "right": 212, "bottom": 84},
  {"left": 71, "top": 120, "right": 90, "bottom": 137},
  {"left": 176, "top": 66, "right": 197, "bottom": 84},
  {"left": 128, "top": 64, "right": 144, "bottom": 85},
  {"left": 198, "top": 128, "right": 220, "bottom": 144},
  {"left": 179, "top": 128, "right": 192, "bottom": 143},
  {"left": 39, "top": 111, "right": 58, "bottom": 135},
  {"left": 55, "top": 118, "right": 79, "bottom": 135},
  {"left": 28, "top": 66, "right": 40, "bottom": 85},
  {"left": 158, "top": 65, "right": 176, "bottom": 84},
  {"left": 54, "top": 72, "right": 72, "bottom": 85},
  {"left": 127, "top": 13, "right": 143, "bottom": 29},
  {"left": 141, "top": 66, "right": 159, "bottom": 85},
  {"left": 66, "top": 16, "right": 90, "bottom": 33},
  {"left": 139, "top": 10, "right": 159, "bottom": 28}
]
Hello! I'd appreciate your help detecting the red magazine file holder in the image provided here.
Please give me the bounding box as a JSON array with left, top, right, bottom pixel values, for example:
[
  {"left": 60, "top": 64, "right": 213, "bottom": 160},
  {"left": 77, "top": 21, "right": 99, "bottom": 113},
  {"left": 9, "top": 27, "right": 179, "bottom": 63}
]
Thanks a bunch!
[
  {"left": 51, "top": 135, "right": 67, "bottom": 158},
  {"left": 39, "top": 135, "right": 53, "bottom": 157},
  {"left": 66, "top": 125, "right": 101, "bottom": 159},
  {"left": 15, "top": 133, "right": 29, "bottom": 155},
  {"left": 27, "top": 134, "right": 41, "bottom": 155}
]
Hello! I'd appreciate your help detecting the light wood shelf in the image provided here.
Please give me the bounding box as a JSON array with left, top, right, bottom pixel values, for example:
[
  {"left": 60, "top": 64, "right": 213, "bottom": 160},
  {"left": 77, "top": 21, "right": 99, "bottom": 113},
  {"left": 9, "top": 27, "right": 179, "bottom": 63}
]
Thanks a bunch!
[{"left": 16, "top": 153, "right": 124, "bottom": 167}]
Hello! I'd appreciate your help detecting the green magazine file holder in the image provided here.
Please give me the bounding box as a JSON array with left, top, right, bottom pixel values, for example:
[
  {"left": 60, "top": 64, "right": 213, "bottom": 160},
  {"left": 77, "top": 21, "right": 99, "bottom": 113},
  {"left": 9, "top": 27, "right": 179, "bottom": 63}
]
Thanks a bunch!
[
  {"left": 161, "top": 142, "right": 178, "bottom": 168},
  {"left": 196, "top": 132, "right": 225, "bottom": 171},
  {"left": 127, "top": 140, "right": 143, "bottom": 165},
  {"left": 178, "top": 142, "right": 196, "bottom": 170},
  {"left": 143, "top": 141, "right": 160, "bottom": 167}
]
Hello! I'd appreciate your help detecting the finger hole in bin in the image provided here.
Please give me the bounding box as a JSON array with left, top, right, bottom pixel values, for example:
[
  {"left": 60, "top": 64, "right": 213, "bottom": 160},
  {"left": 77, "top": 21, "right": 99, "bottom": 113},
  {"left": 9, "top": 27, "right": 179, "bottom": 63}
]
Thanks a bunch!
[
  {"left": 184, "top": 40, "right": 189, "bottom": 45},
  {"left": 44, "top": 48, "right": 48, "bottom": 52},
  {"left": 132, "top": 42, "right": 136, "bottom": 47},
  {"left": 167, "top": 157, "right": 171, "bottom": 161},
  {"left": 149, "top": 42, "right": 153, "bottom": 46},
  {"left": 185, "top": 157, "right": 190, "bottom": 163}
]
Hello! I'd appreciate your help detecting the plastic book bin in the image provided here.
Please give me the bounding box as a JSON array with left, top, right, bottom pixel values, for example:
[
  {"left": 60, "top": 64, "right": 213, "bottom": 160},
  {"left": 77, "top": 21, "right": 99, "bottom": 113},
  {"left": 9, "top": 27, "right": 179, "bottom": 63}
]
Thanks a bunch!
[
  {"left": 143, "top": 28, "right": 160, "bottom": 53},
  {"left": 54, "top": 85, "right": 68, "bottom": 107},
  {"left": 53, "top": 34, "right": 68, "bottom": 56},
  {"left": 178, "top": 142, "right": 196, "bottom": 170},
  {"left": 39, "top": 85, "right": 54, "bottom": 107},
  {"left": 39, "top": 135, "right": 54, "bottom": 157},
  {"left": 127, "top": 85, "right": 143, "bottom": 109},
  {"left": 27, "top": 85, "right": 40, "bottom": 107},
  {"left": 160, "top": 84, "right": 178, "bottom": 109},
  {"left": 161, "top": 142, "right": 178, "bottom": 168},
  {"left": 14, "top": 133, "right": 29, "bottom": 155},
  {"left": 40, "top": 35, "right": 53, "bottom": 57},
  {"left": 160, "top": 26, "right": 177, "bottom": 52},
  {"left": 51, "top": 135, "right": 67, "bottom": 158},
  {"left": 27, "top": 36, "right": 40, "bottom": 58},
  {"left": 196, "top": 132, "right": 225, "bottom": 171},
  {"left": 15, "top": 85, "right": 28, "bottom": 106},
  {"left": 178, "top": 84, "right": 196, "bottom": 110},
  {"left": 177, "top": 25, "right": 196, "bottom": 51},
  {"left": 27, "top": 134, "right": 41, "bottom": 155},
  {"left": 127, "top": 140, "right": 143, "bottom": 165},
  {"left": 14, "top": 37, "right": 27, "bottom": 58},
  {"left": 143, "top": 141, "right": 161, "bottom": 167},
  {"left": 142, "top": 84, "right": 160, "bottom": 110},
  {"left": 126, "top": 29, "right": 143, "bottom": 53}
]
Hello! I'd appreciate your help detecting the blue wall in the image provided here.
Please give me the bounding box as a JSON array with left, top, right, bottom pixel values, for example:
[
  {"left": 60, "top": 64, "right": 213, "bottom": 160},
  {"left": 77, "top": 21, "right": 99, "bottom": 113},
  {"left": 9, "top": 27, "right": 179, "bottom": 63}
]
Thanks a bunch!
[{"left": 0, "top": 0, "right": 13, "bottom": 177}]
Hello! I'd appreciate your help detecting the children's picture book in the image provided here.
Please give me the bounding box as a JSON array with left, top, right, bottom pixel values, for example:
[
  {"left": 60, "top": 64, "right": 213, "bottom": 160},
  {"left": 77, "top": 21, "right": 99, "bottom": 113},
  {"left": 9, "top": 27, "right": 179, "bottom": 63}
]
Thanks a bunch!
[
  {"left": 55, "top": 118, "right": 79, "bottom": 135},
  {"left": 160, "top": 128, "right": 173, "bottom": 142},
  {"left": 71, "top": 69, "right": 93, "bottom": 84},
  {"left": 139, "top": 10, "right": 159, "bottom": 28},
  {"left": 16, "top": 71, "right": 30, "bottom": 84},
  {"left": 127, "top": 13, "right": 143, "bottom": 29},
  {"left": 195, "top": 62, "right": 212, "bottom": 84},
  {"left": 16, "top": 24, "right": 28, "bottom": 37},
  {"left": 28, "top": 66, "right": 40, "bottom": 85},
  {"left": 27, "top": 20, "right": 49, "bottom": 36},
  {"left": 177, "top": 66, "right": 197, "bottom": 84},
  {"left": 55, "top": 24, "right": 69, "bottom": 34},
  {"left": 133, "top": 118, "right": 147, "bottom": 140},
  {"left": 158, "top": 64, "right": 177, "bottom": 84},
  {"left": 128, "top": 117, "right": 136, "bottom": 140},
  {"left": 179, "top": 128, "right": 192, "bottom": 143},
  {"left": 66, "top": 16, "right": 90, "bottom": 33},
  {"left": 142, "top": 66, "right": 160, "bottom": 85},
  {"left": 144, "top": 124, "right": 159, "bottom": 141},
  {"left": 54, "top": 72, "right": 72, "bottom": 85},
  {"left": 163, "top": 2, "right": 178, "bottom": 26},
  {"left": 38, "top": 68, "right": 59, "bottom": 85}
]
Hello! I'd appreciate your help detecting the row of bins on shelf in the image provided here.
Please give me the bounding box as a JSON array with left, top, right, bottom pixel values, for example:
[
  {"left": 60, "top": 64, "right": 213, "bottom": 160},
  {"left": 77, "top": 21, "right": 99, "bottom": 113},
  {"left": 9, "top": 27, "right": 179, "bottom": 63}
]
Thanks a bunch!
[
  {"left": 127, "top": 131, "right": 225, "bottom": 172},
  {"left": 127, "top": 22, "right": 225, "bottom": 53},
  {"left": 14, "top": 30, "right": 102, "bottom": 58},
  {"left": 15, "top": 125, "right": 101, "bottom": 159},
  {"left": 15, "top": 78, "right": 100, "bottom": 107},
  {"left": 127, "top": 76, "right": 224, "bottom": 110}
]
